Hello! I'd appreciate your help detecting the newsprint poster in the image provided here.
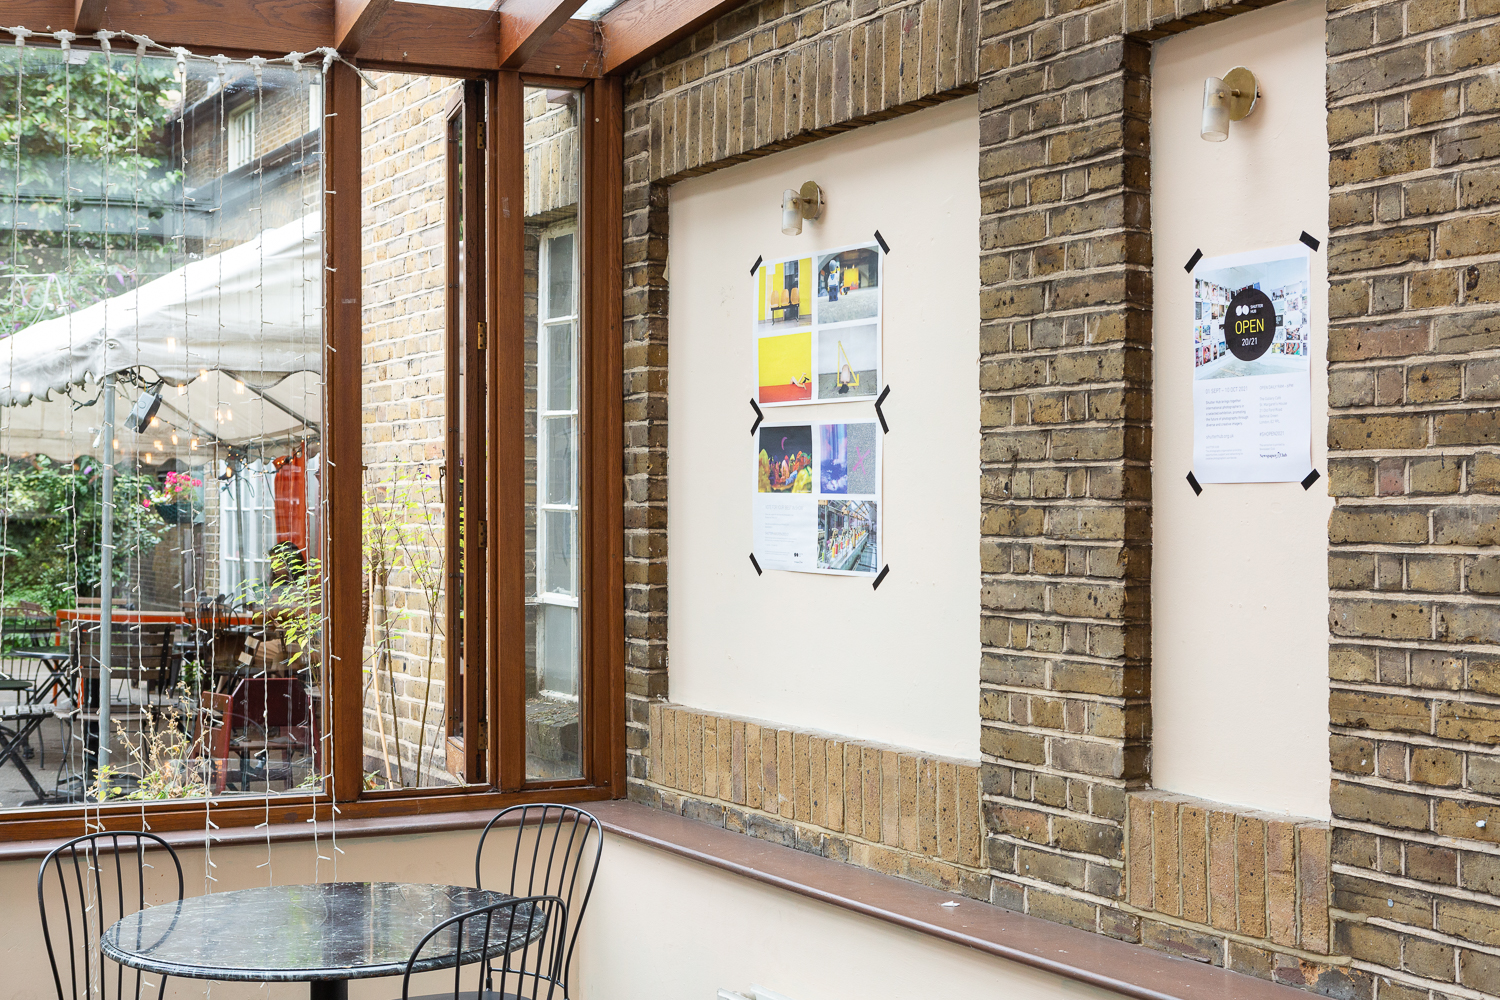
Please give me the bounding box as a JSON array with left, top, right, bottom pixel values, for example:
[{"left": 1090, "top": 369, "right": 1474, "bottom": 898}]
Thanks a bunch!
[
  {"left": 753, "top": 420, "right": 881, "bottom": 576},
  {"left": 753, "top": 242, "right": 882, "bottom": 406},
  {"left": 1190, "top": 244, "right": 1313, "bottom": 483}
]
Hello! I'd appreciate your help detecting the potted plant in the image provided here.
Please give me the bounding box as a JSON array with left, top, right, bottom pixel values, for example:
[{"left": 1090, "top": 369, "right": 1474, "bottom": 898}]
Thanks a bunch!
[{"left": 143, "top": 470, "right": 202, "bottom": 524}]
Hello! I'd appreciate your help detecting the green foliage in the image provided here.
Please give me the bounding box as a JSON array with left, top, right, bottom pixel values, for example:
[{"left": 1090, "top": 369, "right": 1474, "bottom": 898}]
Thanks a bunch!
[
  {"left": 0, "top": 455, "right": 165, "bottom": 610},
  {"left": 0, "top": 46, "right": 183, "bottom": 334}
]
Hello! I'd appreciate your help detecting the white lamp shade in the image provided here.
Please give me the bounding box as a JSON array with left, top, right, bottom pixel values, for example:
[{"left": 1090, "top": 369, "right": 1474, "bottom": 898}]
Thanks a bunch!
[
  {"left": 780, "top": 188, "right": 802, "bottom": 235},
  {"left": 1201, "top": 76, "right": 1230, "bottom": 141}
]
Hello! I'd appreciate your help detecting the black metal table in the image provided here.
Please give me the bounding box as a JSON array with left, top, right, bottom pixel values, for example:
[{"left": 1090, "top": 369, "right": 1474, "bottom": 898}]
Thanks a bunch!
[{"left": 100, "top": 881, "right": 540, "bottom": 1000}]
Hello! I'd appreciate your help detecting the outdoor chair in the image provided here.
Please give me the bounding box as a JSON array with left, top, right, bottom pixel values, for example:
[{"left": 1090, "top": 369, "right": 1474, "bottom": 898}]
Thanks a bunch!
[
  {"left": 66, "top": 622, "right": 182, "bottom": 768},
  {"left": 399, "top": 895, "right": 568, "bottom": 1000},
  {"left": 225, "top": 676, "right": 318, "bottom": 790},
  {"left": 37, "top": 830, "right": 185, "bottom": 1000},
  {"left": 474, "top": 805, "right": 601, "bottom": 999}
]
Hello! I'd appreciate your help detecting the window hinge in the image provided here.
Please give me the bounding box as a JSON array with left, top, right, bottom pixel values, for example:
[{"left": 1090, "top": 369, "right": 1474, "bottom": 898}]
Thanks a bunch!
[
  {"left": 479, "top": 520, "right": 488, "bottom": 548},
  {"left": 476, "top": 122, "right": 486, "bottom": 149},
  {"left": 475, "top": 726, "right": 488, "bottom": 751},
  {"left": 476, "top": 321, "right": 487, "bottom": 350}
]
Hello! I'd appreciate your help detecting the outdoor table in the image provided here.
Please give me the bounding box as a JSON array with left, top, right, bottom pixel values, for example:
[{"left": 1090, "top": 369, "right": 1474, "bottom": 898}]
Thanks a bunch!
[{"left": 101, "top": 881, "right": 542, "bottom": 1000}]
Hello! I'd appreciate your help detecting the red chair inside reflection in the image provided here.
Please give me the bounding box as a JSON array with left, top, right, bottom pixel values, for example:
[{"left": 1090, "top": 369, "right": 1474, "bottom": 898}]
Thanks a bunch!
[{"left": 225, "top": 678, "right": 319, "bottom": 791}]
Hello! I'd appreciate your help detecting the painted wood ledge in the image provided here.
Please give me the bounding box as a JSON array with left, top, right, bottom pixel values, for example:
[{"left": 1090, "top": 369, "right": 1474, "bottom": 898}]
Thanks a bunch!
[{"left": 588, "top": 800, "right": 1312, "bottom": 1000}]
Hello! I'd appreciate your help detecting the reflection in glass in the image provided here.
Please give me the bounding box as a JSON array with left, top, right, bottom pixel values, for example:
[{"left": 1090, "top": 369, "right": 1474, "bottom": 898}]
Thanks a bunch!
[
  {"left": 0, "top": 47, "right": 325, "bottom": 807},
  {"left": 524, "top": 86, "right": 582, "bottom": 779},
  {"left": 359, "top": 71, "right": 465, "bottom": 789}
]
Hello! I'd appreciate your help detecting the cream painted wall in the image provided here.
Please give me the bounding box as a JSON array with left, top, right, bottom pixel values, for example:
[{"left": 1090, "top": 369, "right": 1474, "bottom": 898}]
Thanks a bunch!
[
  {"left": 575, "top": 834, "right": 1120, "bottom": 1000},
  {"left": 1149, "top": 0, "right": 1332, "bottom": 819},
  {"left": 666, "top": 97, "right": 982, "bottom": 760}
]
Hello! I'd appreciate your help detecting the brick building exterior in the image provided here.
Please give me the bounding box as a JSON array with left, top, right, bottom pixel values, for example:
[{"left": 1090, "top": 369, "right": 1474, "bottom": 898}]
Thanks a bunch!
[{"left": 619, "top": 0, "right": 1500, "bottom": 997}]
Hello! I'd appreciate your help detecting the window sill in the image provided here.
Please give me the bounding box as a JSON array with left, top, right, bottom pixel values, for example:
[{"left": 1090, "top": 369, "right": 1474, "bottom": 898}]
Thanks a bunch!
[{"left": 588, "top": 800, "right": 1310, "bottom": 1000}]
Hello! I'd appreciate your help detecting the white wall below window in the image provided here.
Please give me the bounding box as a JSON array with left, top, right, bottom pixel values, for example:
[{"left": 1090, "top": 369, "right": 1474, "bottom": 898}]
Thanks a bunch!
[
  {"left": 666, "top": 96, "right": 981, "bottom": 760},
  {"left": 574, "top": 834, "right": 1121, "bottom": 1000},
  {"left": 1149, "top": 0, "right": 1332, "bottom": 819}
]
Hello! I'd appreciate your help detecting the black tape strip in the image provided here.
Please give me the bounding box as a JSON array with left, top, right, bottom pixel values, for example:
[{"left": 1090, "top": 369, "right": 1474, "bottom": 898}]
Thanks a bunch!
[
  {"left": 875, "top": 385, "right": 890, "bottom": 433},
  {"left": 1299, "top": 231, "right": 1320, "bottom": 252},
  {"left": 872, "top": 565, "right": 890, "bottom": 590},
  {"left": 749, "top": 553, "right": 763, "bottom": 575},
  {"left": 1184, "top": 248, "right": 1203, "bottom": 273},
  {"left": 874, "top": 230, "right": 891, "bottom": 254},
  {"left": 749, "top": 398, "right": 764, "bottom": 436},
  {"left": 750, "top": 254, "right": 763, "bottom": 275},
  {"left": 1186, "top": 471, "right": 1202, "bottom": 495},
  {"left": 1301, "top": 468, "right": 1321, "bottom": 491}
]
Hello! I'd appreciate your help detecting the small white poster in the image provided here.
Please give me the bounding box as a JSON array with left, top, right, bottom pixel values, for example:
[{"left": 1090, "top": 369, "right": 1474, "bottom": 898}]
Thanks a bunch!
[
  {"left": 1190, "top": 244, "right": 1313, "bottom": 484},
  {"left": 752, "top": 242, "right": 882, "bottom": 407},
  {"left": 753, "top": 420, "right": 881, "bottom": 576}
]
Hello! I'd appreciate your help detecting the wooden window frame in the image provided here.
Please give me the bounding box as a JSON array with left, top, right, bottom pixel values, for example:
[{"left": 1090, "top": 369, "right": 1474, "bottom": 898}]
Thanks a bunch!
[{"left": 0, "top": 54, "right": 624, "bottom": 842}]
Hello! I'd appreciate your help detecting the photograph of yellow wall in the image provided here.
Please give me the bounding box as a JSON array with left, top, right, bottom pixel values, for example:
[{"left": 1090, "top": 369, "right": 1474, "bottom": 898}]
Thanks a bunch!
[
  {"left": 757, "top": 331, "right": 813, "bottom": 404},
  {"left": 755, "top": 257, "right": 813, "bottom": 333}
]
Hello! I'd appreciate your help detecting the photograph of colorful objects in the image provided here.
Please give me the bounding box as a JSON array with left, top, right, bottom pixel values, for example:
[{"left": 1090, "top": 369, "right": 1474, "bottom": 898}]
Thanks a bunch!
[
  {"left": 756, "top": 330, "right": 814, "bottom": 404},
  {"left": 757, "top": 425, "right": 813, "bottom": 493},
  {"left": 753, "top": 256, "right": 813, "bottom": 333},
  {"left": 815, "top": 245, "right": 880, "bottom": 324}
]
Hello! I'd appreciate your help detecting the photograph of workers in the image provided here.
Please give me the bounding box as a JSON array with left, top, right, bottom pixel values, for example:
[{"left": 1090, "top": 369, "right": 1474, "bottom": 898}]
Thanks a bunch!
[{"left": 817, "top": 499, "right": 878, "bottom": 574}]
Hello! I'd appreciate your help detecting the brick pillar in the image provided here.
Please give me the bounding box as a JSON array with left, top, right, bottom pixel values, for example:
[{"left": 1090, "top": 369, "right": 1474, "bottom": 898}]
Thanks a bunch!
[
  {"left": 1324, "top": 5, "right": 1500, "bottom": 997},
  {"left": 976, "top": 13, "right": 1153, "bottom": 933}
]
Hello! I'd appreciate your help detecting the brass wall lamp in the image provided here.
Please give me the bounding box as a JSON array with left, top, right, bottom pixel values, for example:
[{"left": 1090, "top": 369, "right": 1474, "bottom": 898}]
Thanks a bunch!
[
  {"left": 1201, "top": 67, "right": 1258, "bottom": 141},
  {"left": 781, "top": 181, "right": 824, "bottom": 235}
]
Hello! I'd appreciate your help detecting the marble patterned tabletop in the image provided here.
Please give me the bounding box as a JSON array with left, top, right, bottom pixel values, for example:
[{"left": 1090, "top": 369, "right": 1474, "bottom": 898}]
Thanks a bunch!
[{"left": 100, "top": 882, "right": 542, "bottom": 982}]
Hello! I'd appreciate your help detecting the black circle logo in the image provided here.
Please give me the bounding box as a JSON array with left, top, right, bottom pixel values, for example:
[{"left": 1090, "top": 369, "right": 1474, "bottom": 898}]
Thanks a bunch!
[{"left": 1223, "top": 287, "right": 1276, "bottom": 361}]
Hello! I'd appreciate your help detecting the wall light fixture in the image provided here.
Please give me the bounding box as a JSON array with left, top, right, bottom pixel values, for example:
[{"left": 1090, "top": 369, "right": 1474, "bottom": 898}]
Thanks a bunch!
[
  {"left": 1201, "top": 66, "right": 1258, "bottom": 142},
  {"left": 780, "top": 181, "right": 824, "bottom": 235}
]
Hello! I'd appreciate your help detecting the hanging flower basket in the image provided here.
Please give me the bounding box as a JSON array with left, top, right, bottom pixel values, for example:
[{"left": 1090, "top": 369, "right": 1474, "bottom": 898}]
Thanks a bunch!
[{"left": 144, "top": 471, "right": 202, "bottom": 524}]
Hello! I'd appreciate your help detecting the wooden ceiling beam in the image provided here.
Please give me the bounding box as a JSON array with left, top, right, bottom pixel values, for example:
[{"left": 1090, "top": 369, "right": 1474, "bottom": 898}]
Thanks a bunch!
[
  {"left": 497, "top": 0, "right": 588, "bottom": 70},
  {"left": 518, "top": 17, "right": 601, "bottom": 78},
  {"left": 600, "top": 0, "right": 745, "bottom": 75},
  {"left": 333, "top": 0, "right": 393, "bottom": 53},
  {"left": 73, "top": 0, "right": 107, "bottom": 33}
]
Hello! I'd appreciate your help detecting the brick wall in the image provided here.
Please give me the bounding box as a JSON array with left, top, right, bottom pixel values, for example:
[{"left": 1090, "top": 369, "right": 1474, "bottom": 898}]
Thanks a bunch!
[
  {"left": 360, "top": 71, "right": 458, "bottom": 787},
  {"left": 623, "top": 0, "right": 1500, "bottom": 995},
  {"left": 1323, "top": 1, "right": 1500, "bottom": 997}
]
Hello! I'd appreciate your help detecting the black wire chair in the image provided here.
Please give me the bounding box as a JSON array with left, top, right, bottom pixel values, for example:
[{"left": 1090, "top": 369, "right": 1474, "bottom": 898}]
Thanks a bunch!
[
  {"left": 37, "top": 831, "right": 185, "bottom": 1000},
  {"left": 401, "top": 894, "right": 568, "bottom": 1000},
  {"left": 474, "top": 805, "right": 601, "bottom": 998}
]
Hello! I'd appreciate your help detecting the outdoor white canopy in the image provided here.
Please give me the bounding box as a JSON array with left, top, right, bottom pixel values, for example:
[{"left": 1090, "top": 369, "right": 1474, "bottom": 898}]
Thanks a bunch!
[{"left": 0, "top": 211, "right": 322, "bottom": 409}]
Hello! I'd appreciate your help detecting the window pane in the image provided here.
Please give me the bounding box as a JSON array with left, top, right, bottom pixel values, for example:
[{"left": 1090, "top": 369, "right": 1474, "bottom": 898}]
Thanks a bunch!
[
  {"left": 546, "top": 233, "right": 575, "bottom": 319},
  {"left": 543, "top": 510, "right": 575, "bottom": 597},
  {"left": 359, "top": 71, "right": 464, "bottom": 790},
  {"left": 0, "top": 48, "right": 326, "bottom": 808},
  {"left": 525, "top": 85, "right": 583, "bottom": 782},
  {"left": 546, "top": 322, "right": 573, "bottom": 412},
  {"left": 544, "top": 417, "right": 574, "bottom": 506}
]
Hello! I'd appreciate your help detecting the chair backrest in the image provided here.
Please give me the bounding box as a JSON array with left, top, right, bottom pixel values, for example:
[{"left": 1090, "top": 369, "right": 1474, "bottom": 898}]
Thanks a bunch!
[
  {"left": 401, "top": 895, "right": 567, "bottom": 1000},
  {"left": 475, "top": 804, "right": 601, "bottom": 993},
  {"left": 72, "top": 623, "right": 177, "bottom": 687},
  {"left": 37, "top": 831, "right": 185, "bottom": 1000},
  {"left": 227, "top": 676, "right": 310, "bottom": 730},
  {"left": 198, "top": 692, "right": 234, "bottom": 793}
]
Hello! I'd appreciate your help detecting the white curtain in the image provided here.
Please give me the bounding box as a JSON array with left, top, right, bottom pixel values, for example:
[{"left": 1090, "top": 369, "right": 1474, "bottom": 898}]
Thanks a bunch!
[{"left": 218, "top": 460, "right": 276, "bottom": 603}]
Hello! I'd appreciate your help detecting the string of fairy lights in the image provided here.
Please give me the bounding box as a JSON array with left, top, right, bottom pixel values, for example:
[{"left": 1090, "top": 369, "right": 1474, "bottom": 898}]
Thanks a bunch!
[{"left": 0, "top": 28, "right": 359, "bottom": 960}]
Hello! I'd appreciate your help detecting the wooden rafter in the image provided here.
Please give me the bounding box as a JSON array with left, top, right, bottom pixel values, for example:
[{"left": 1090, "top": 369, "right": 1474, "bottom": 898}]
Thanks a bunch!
[
  {"left": 497, "top": 0, "right": 589, "bottom": 69},
  {"left": 600, "top": 0, "right": 746, "bottom": 74},
  {"left": 333, "top": 0, "right": 393, "bottom": 52},
  {"left": 73, "top": 0, "right": 106, "bottom": 34}
]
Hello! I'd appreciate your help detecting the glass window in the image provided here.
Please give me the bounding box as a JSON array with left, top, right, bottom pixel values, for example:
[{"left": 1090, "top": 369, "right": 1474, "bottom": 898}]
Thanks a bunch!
[{"left": 524, "top": 85, "right": 582, "bottom": 781}]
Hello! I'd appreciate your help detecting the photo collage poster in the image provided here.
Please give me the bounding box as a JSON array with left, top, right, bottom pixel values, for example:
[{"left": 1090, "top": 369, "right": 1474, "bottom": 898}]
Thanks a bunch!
[
  {"left": 1190, "top": 243, "right": 1313, "bottom": 483},
  {"left": 754, "top": 420, "right": 881, "bottom": 577},
  {"left": 753, "top": 242, "right": 882, "bottom": 407}
]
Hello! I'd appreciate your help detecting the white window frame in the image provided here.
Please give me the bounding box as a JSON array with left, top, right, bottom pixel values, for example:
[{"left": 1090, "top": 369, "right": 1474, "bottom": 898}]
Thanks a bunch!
[
  {"left": 534, "top": 223, "right": 580, "bottom": 698},
  {"left": 227, "top": 102, "right": 256, "bottom": 171}
]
